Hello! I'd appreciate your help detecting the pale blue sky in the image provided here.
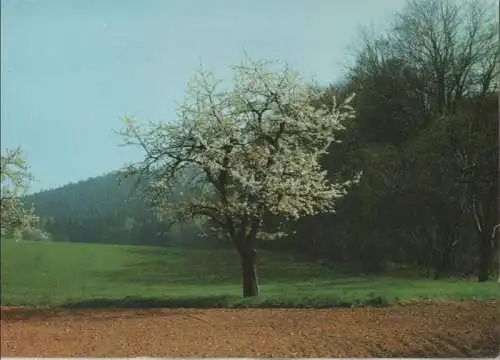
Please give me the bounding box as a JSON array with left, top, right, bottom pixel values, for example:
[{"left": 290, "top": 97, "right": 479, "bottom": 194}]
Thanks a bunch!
[{"left": 1, "top": 0, "right": 406, "bottom": 193}]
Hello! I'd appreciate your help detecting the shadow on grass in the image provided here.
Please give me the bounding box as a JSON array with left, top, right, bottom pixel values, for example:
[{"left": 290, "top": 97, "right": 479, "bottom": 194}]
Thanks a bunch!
[
  {"left": 62, "top": 295, "right": 238, "bottom": 309},
  {"left": 1, "top": 295, "right": 234, "bottom": 322},
  {"left": 1, "top": 294, "right": 391, "bottom": 322},
  {"left": 59, "top": 293, "right": 391, "bottom": 310}
]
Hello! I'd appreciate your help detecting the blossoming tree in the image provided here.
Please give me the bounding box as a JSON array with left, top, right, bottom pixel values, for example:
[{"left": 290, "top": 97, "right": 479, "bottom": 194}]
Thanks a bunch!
[
  {"left": 119, "top": 57, "right": 360, "bottom": 296},
  {"left": 1, "top": 147, "right": 39, "bottom": 240}
]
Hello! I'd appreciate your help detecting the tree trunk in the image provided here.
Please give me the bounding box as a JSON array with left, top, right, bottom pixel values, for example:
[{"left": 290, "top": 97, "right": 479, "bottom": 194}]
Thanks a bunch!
[
  {"left": 433, "top": 229, "right": 458, "bottom": 280},
  {"left": 478, "top": 232, "right": 493, "bottom": 282},
  {"left": 471, "top": 191, "right": 497, "bottom": 282},
  {"left": 433, "top": 249, "right": 452, "bottom": 280},
  {"left": 238, "top": 247, "right": 259, "bottom": 297},
  {"left": 470, "top": 193, "right": 496, "bottom": 282}
]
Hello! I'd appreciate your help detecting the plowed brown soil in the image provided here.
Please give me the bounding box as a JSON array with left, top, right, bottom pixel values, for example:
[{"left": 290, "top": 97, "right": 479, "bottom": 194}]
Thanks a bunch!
[{"left": 1, "top": 301, "right": 498, "bottom": 357}]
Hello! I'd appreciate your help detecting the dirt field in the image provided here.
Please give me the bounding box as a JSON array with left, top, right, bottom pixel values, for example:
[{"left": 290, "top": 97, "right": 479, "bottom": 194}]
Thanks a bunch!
[{"left": 1, "top": 301, "right": 498, "bottom": 357}]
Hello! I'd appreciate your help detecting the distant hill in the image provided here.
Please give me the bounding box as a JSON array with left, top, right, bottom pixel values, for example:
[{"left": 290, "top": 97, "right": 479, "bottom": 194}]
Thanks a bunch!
[
  {"left": 26, "top": 172, "right": 142, "bottom": 219},
  {"left": 23, "top": 172, "right": 214, "bottom": 247}
]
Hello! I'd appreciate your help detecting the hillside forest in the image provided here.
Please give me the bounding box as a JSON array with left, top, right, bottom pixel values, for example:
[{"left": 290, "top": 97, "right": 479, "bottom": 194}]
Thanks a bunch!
[{"left": 4, "top": 0, "right": 499, "bottom": 284}]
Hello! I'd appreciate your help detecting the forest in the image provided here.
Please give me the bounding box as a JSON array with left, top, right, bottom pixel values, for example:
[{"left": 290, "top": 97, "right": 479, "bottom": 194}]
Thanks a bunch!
[{"left": 8, "top": 0, "right": 500, "bottom": 283}]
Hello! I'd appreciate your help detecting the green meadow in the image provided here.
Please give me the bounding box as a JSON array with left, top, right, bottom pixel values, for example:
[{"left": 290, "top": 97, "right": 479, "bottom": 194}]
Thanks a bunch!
[{"left": 1, "top": 240, "right": 498, "bottom": 308}]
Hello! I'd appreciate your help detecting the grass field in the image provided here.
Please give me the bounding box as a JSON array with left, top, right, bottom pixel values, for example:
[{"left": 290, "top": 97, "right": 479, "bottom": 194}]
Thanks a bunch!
[{"left": 1, "top": 239, "right": 498, "bottom": 308}]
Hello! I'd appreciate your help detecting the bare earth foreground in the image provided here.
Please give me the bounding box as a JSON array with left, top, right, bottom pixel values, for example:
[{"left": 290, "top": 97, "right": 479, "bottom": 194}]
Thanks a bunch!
[{"left": 1, "top": 301, "right": 498, "bottom": 357}]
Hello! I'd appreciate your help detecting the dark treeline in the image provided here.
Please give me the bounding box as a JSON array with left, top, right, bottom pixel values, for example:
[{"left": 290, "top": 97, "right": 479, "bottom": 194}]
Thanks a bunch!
[
  {"left": 24, "top": 0, "right": 498, "bottom": 281},
  {"left": 281, "top": 0, "right": 499, "bottom": 281}
]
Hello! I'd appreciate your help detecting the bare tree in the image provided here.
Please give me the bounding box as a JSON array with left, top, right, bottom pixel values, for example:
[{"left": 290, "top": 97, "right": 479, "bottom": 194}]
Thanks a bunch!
[
  {"left": 389, "top": 0, "right": 498, "bottom": 115},
  {"left": 118, "top": 57, "right": 359, "bottom": 296}
]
